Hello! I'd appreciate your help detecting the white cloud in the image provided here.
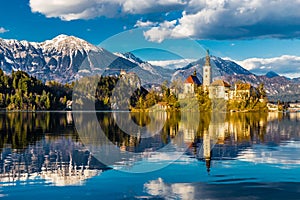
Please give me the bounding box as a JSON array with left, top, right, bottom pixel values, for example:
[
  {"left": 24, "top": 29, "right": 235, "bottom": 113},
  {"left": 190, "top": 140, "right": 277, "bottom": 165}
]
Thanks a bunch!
[
  {"left": 29, "top": 0, "right": 300, "bottom": 40},
  {"left": 148, "top": 59, "right": 195, "bottom": 69},
  {"left": 144, "top": 0, "right": 300, "bottom": 41},
  {"left": 233, "top": 55, "right": 300, "bottom": 78},
  {"left": 122, "top": 0, "right": 186, "bottom": 14},
  {"left": 237, "top": 141, "right": 300, "bottom": 166},
  {"left": 30, "top": 0, "right": 121, "bottom": 20},
  {"left": 143, "top": 20, "right": 178, "bottom": 43},
  {"left": 29, "top": 0, "right": 187, "bottom": 20},
  {"left": 134, "top": 20, "right": 158, "bottom": 28},
  {"left": 0, "top": 27, "right": 9, "bottom": 34}
]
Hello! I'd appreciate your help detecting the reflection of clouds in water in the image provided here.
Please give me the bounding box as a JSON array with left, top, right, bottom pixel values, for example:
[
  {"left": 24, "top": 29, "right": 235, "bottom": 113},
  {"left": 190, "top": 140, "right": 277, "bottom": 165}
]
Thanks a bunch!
[
  {"left": 112, "top": 146, "right": 193, "bottom": 172},
  {"left": 41, "top": 168, "right": 101, "bottom": 186},
  {"left": 0, "top": 166, "right": 101, "bottom": 187},
  {"left": 144, "top": 152, "right": 193, "bottom": 163},
  {"left": 237, "top": 141, "right": 300, "bottom": 167},
  {"left": 0, "top": 137, "right": 104, "bottom": 186},
  {"left": 144, "top": 178, "right": 195, "bottom": 200}
]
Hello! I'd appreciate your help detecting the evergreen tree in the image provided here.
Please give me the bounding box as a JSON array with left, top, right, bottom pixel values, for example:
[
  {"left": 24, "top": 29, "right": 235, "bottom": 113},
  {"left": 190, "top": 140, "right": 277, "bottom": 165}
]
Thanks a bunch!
[{"left": 258, "top": 83, "right": 266, "bottom": 99}]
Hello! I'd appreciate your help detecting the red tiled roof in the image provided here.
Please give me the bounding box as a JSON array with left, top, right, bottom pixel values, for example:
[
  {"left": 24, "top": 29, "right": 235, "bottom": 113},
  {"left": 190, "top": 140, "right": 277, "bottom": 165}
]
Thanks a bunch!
[{"left": 185, "top": 75, "right": 201, "bottom": 85}]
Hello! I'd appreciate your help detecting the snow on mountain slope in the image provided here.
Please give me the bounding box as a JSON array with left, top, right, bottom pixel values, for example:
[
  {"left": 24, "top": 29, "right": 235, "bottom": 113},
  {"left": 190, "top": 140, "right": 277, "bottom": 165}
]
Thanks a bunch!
[{"left": 0, "top": 35, "right": 134, "bottom": 83}]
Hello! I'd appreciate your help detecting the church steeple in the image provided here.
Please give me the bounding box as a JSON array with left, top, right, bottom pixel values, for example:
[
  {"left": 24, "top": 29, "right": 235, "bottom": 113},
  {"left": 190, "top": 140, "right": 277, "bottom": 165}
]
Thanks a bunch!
[
  {"left": 205, "top": 49, "right": 211, "bottom": 67},
  {"left": 203, "top": 49, "right": 212, "bottom": 88}
]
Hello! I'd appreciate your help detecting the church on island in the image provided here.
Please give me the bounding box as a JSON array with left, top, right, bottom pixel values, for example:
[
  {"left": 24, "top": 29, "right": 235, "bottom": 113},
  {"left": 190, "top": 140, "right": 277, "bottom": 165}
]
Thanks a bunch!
[{"left": 181, "top": 50, "right": 255, "bottom": 101}]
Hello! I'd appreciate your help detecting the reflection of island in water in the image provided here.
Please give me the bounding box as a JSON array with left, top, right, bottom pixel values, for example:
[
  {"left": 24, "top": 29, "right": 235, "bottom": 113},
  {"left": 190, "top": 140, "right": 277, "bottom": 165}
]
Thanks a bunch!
[
  {"left": 193, "top": 112, "right": 268, "bottom": 173},
  {"left": 0, "top": 111, "right": 300, "bottom": 185}
]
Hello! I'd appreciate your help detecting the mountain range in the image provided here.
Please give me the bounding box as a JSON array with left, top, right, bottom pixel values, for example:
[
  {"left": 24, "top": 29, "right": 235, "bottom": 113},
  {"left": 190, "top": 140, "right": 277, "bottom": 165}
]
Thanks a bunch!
[{"left": 0, "top": 34, "right": 300, "bottom": 101}]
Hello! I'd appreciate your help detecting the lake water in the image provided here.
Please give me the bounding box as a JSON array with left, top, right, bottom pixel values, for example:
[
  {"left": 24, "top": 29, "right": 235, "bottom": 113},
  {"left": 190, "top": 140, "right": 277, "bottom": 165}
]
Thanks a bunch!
[{"left": 1, "top": 111, "right": 300, "bottom": 199}]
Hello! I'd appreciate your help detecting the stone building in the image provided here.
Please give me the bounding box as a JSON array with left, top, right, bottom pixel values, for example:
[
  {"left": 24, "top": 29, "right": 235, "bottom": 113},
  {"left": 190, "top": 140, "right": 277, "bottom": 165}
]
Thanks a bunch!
[
  {"left": 209, "top": 80, "right": 231, "bottom": 100},
  {"left": 233, "top": 83, "right": 252, "bottom": 99}
]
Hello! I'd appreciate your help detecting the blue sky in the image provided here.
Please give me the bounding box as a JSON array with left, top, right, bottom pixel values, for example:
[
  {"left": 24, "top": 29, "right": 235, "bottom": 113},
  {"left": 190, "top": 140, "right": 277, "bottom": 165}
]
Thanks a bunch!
[{"left": 1, "top": 0, "right": 300, "bottom": 77}]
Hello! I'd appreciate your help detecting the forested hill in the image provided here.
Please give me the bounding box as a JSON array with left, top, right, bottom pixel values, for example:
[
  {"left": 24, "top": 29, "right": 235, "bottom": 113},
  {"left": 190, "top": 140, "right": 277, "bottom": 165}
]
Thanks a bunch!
[
  {"left": 0, "top": 69, "right": 148, "bottom": 111},
  {"left": 0, "top": 69, "right": 72, "bottom": 110}
]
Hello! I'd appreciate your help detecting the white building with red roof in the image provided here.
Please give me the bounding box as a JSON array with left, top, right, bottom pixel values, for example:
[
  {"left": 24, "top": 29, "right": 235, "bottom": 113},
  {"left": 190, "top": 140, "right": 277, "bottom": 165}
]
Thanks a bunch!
[{"left": 183, "top": 71, "right": 201, "bottom": 94}]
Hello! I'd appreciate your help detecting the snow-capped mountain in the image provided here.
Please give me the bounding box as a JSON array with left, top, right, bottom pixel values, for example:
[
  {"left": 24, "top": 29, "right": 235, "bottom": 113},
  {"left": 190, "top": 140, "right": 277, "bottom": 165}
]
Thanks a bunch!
[
  {"left": 0, "top": 38, "right": 45, "bottom": 73},
  {"left": 0, "top": 35, "right": 140, "bottom": 83},
  {"left": 0, "top": 35, "right": 174, "bottom": 84}
]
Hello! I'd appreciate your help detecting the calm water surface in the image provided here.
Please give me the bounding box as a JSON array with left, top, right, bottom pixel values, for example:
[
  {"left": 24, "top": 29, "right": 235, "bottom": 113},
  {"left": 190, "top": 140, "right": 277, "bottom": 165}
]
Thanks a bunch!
[{"left": 0, "top": 111, "right": 300, "bottom": 199}]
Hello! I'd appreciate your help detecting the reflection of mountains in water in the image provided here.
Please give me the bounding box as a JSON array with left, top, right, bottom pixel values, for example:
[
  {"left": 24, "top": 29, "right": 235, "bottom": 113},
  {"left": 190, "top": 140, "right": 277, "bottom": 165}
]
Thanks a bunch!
[{"left": 0, "top": 136, "right": 110, "bottom": 186}]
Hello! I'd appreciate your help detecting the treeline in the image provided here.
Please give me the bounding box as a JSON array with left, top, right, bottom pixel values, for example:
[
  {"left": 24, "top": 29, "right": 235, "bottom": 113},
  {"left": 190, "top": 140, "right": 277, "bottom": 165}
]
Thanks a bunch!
[
  {"left": 73, "top": 74, "right": 148, "bottom": 110},
  {"left": 0, "top": 69, "right": 72, "bottom": 110},
  {"left": 129, "top": 81, "right": 212, "bottom": 112},
  {"left": 132, "top": 82, "right": 180, "bottom": 111},
  {"left": 74, "top": 75, "right": 182, "bottom": 111},
  {"left": 0, "top": 69, "right": 268, "bottom": 112},
  {"left": 0, "top": 70, "right": 149, "bottom": 111},
  {"left": 134, "top": 81, "right": 268, "bottom": 112}
]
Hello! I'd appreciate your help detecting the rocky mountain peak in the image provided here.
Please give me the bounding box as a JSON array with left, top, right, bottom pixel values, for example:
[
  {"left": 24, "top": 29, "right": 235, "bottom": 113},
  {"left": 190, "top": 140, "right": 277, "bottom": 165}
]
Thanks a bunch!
[
  {"left": 40, "top": 34, "right": 101, "bottom": 54},
  {"left": 265, "top": 71, "right": 280, "bottom": 78},
  {"left": 114, "top": 52, "right": 145, "bottom": 65}
]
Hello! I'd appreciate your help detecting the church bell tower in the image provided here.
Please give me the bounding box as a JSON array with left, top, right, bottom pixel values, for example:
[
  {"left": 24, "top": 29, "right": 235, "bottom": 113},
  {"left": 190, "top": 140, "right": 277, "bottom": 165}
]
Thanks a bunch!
[{"left": 203, "top": 50, "right": 212, "bottom": 89}]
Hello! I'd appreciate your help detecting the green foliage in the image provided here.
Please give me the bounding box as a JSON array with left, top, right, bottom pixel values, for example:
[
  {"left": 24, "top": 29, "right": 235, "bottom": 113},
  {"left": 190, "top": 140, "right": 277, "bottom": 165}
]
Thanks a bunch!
[
  {"left": 195, "top": 86, "right": 211, "bottom": 112},
  {"left": 73, "top": 74, "right": 148, "bottom": 111},
  {"left": 258, "top": 83, "right": 266, "bottom": 98},
  {"left": 0, "top": 70, "right": 71, "bottom": 110},
  {"left": 227, "top": 83, "right": 268, "bottom": 112},
  {"left": 144, "top": 90, "right": 158, "bottom": 108}
]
